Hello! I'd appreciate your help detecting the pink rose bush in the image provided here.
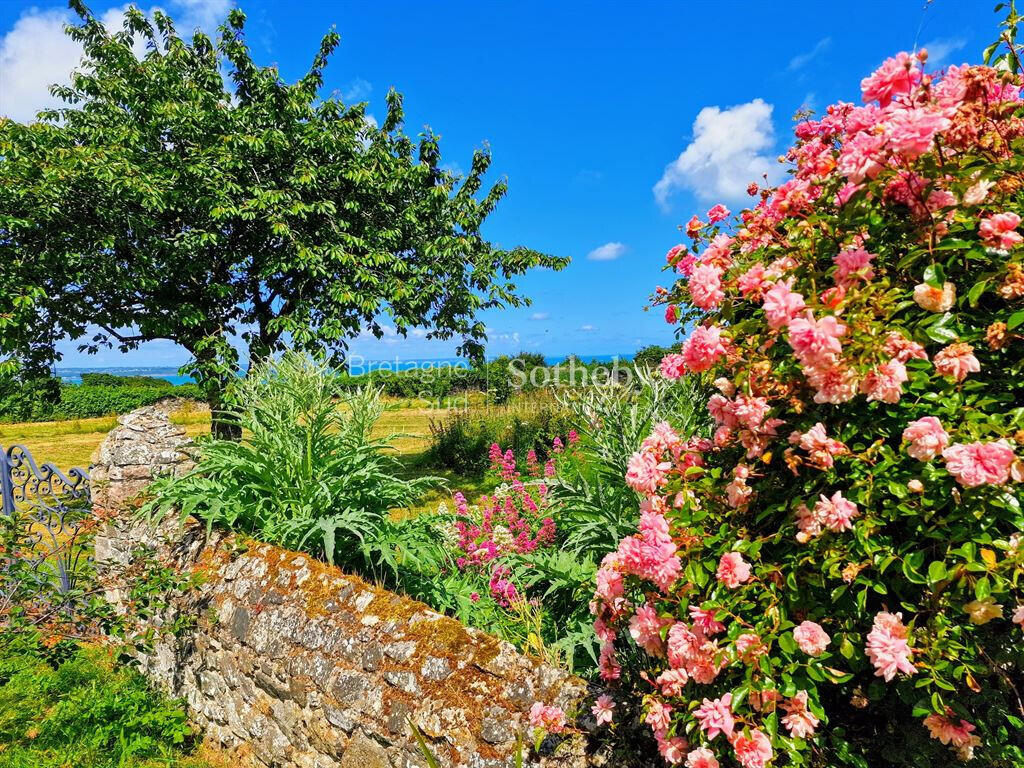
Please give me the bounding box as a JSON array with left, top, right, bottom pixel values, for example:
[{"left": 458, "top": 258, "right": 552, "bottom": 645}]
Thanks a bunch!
[{"left": 592, "top": 45, "right": 1024, "bottom": 767}]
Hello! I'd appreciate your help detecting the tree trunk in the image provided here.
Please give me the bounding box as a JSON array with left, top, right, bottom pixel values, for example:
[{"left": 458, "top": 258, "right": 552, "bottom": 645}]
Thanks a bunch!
[{"left": 207, "top": 382, "right": 242, "bottom": 441}]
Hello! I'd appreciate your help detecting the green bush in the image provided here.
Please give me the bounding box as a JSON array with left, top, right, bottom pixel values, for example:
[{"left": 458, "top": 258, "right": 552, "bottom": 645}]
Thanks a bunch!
[
  {"left": 52, "top": 383, "right": 203, "bottom": 420},
  {"left": 0, "top": 638, "right": 202, "bottom": 768},
  {"left": 426, "top": 402, "right": 576, "bottom": 475},
  {"left": 0, "top": 371, "right": 61, "bottom": 422},
  {"left": 79, "top": 373, "right": 174, "bottom": 388}
]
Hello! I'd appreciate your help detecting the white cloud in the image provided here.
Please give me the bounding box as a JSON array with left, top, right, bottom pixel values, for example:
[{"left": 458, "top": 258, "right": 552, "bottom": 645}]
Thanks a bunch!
[
  {"left": 653, "top": 98, "right": 782, "bottom": 209},
  {"left": 0, "top": 1, "right": 231, "bottom": 123},
  {"left": 787, "top": 37, "right": 831, "bottom": 71},
  {"left": 579, "top": 324, "right": 596, "bottom": 332},
  {"left": 529, "top": 312, "right": 549, "bottom": 321},
  {"left": 586, "top": 241, "right": 627, "bottom": 261},
  {"left": 343, "top": 77, "right": 372, "bottom": 102},
  {"left": 920, "top": 37, "right": 968, "bottom": 68}
]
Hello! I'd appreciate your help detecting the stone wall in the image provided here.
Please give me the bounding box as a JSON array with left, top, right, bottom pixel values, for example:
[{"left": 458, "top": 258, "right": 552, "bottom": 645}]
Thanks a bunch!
[{"left": 92, "top": 403, "right": 596, "bottom": 768}]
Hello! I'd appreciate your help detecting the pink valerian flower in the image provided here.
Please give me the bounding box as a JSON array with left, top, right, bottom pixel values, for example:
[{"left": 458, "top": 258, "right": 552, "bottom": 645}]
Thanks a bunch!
[
  {"left": 660, "top": 353, "right": 688, "bottom": 380},
  {"left": 902, "top": 417, "right": 950, "bottom": 461},
  {"left": 626, "top": 450, "right": 671, "bottom": 495},
  {"left": 528, "top": 702, "right": 567, "bottom": 733},
  {"left": 694, "top": 692, "right": 735, "bottom": 740},
  {"left": 762, "top": 278, "right": 806, "bottom": 329},
  {"left": 942, "top": 440, "right": 1016, "bottom": 487},
  {"left": 793, "top": 620, "right": 831, "bottom": 656},
  {"left": 865, "top": 611, "right": 916, "bottom": 681},
  {"left": 781, "top": 691, "right": 820, "bottom": 739},
  {"left": 685, "top": 748, "right": 720, "bottom": 768},
  {"left": 788, "top": 311, "right": 847, "bottom": 367},
  {"left": 616, "top": 505, "right": 682, "bottom": 590},
  {"left": 861, "top": 51, "right": 922, "bottom": 106},
  {"left": 913, "top": 281, "right": 956, "bottom": 312},
  {"left": 730, "top": 728, "right": 773, "bottom": 768},
  {"left": 689, "top": 263, "right": 725, "bottom": 310},
  {"left": 933, "top": 343, "right": 981, "bottom": 382},
  {"left": 689, "top": 605, "right": 726, "bottom": 635},
  {"left": 884, "top": 331, "right": 928, "bottom": 362},
  {"left": 979, "top": 211, "right": 1023, "bottom": 250},
  {"left": 591, "top": 694, "right": 615, "bottom": 726},
  {"left": 923, "top": 711, "right": 981, "bottom": 756},
  {"left": 833, "top": 247, "right": 876, "bottom": 285},
  {"left": 707, "top": 204, "right": 731, "bottom": 223},
  {"left": 682, "top": 325, "right": 729, "bottom": 373},
  {"left": 716, "top": 551, "right": 752, "bottom": 588},
  {"left": 629, "top": 602, "right": 671, "bottom": 657},
  {"left": 860, "top": 358, "right": 908, "bottom": 403}
]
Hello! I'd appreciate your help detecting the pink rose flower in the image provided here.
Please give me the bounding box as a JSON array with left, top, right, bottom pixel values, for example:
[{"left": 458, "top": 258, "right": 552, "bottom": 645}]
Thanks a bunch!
[
  {"left": 706, "top": 204, "right": 731, "bottom": 223},
  {"left": 659, "top": 353, "right": 688, "bottom": 380},
  {"left": 923, "top": 711, "right": 980, "bottom": 754},
  {"left": 793, "top": 620, "right": 831, "bottom": 656},
  {"left": 979, "top": 211, "right": 1023, "bottom": 250},
  {"left": 787, "top": 311, "right": 846, "bottom": 366},
  {"left": 814, "top": 490, "right": 859, "bottom": 532},
  {"left": 833, "top": 247, "right": 876, "bottom": 285},
  {"left": 716, "top": 551, "right": 752, "bottom": 588},
  {"left": 860, "top": 358, "right": 908, "bottom": 403},
  {"left": 942, "top": 440, "right": 1015, "bottom": 486},
  {"left": 685, "top": 747, "right": 720, "bottom": 768},
  {"left": 1012, "top": 604, "right": 1024, "bottom": 629},
  {"left": 902, "top": 417, "right": 950, "bottom": 461},
  {"left": 682, "top": 325, "right": 728, "bottom": 373},
  {"left": 762, "top": 279, "right": 806, "bottom": 329},
  {"left": 865, "top": 611, "right": 916, "bottom": 681},
  {"left": 731, "top": 728, "right": 773, "bottom": 768},
  {"left": 528, "top": 702, "right": 567, "bottom": 733},
  {"left": 591, "top": 694, "right": 615, "bottom": 726},
  {"left": 913, "top": 282, "right": 956, "bottom": 312},
  {"left": 689, "top": 263, "right": 725, "bottom": 310},
  {"left": 861, "top": 52, "right": 922, "bottom": 106},
  {"left": 933, "top": 343, "right": 980, "bottom": 382},
  {"left": 781, "top": 690, "right": 819, "bottom": 739},
  {"left": 629, "top": 602, "right": 670, "bottom": 657},
  {"left": 695, "top": 692, "right": 735, "bottom": 741}
]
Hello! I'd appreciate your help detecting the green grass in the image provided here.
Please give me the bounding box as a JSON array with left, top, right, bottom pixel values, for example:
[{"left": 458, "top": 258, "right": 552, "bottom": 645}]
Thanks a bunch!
[{"left": 0, "top": 640, "right": 220, "bottom": 768}]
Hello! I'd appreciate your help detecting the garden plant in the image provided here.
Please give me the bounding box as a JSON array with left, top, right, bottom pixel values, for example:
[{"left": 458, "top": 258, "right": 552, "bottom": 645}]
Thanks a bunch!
[{"left": 588, "top": 31, "right": 1024, "bottom": 768}]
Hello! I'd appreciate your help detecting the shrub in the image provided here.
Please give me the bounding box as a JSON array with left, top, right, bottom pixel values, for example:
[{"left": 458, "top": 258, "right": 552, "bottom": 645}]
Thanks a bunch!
[
  {"left": 79, "top": 373, "right": 174, "bottom": 388},
  {"left": 426, "top": 401, "right": 575, "bottom": 475},
  {"left": 145, "top": 353, "right": 444, "bottom": 581},
  {"left": 0, "top": 639, "right": 201, "bottom": 768},
  {"left": 0, "top": 370, "right": 61, "bottom": 422},
  {"left": 590, "top": 45, "right": 1024, "bottom": 768}
]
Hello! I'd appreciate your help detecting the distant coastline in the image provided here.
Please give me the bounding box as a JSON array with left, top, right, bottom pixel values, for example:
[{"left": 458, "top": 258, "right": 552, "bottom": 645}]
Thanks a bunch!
[{"left": 56, "top": 354, "right": 636, "bottom": 385}]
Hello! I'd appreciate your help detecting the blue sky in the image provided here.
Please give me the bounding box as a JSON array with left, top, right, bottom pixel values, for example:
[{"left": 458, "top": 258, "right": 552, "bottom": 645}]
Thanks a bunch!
[{"left": 0, "top": 0, "right": 998, "bottom": 367}]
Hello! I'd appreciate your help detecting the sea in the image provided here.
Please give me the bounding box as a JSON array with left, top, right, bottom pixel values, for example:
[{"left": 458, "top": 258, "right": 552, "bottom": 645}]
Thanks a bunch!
[{"left": 56, "top": 354, "right": 635, "bottom": 385}]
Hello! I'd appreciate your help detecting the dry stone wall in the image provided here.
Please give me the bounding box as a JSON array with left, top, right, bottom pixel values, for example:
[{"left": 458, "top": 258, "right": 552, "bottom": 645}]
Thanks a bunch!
[{"left": 92, "top": 402, "right": 597, "bottom": 768}]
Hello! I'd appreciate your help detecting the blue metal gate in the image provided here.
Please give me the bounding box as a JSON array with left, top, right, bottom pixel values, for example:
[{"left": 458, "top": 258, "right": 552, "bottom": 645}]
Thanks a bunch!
[{"left": 0, "top": 444, "right": 92, "bottom": 600}]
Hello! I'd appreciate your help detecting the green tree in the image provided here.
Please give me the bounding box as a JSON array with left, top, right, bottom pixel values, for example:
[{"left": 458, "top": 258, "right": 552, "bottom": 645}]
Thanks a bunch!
[{"left": 0, "top": 2, "right": 567, "bottom": 436}]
